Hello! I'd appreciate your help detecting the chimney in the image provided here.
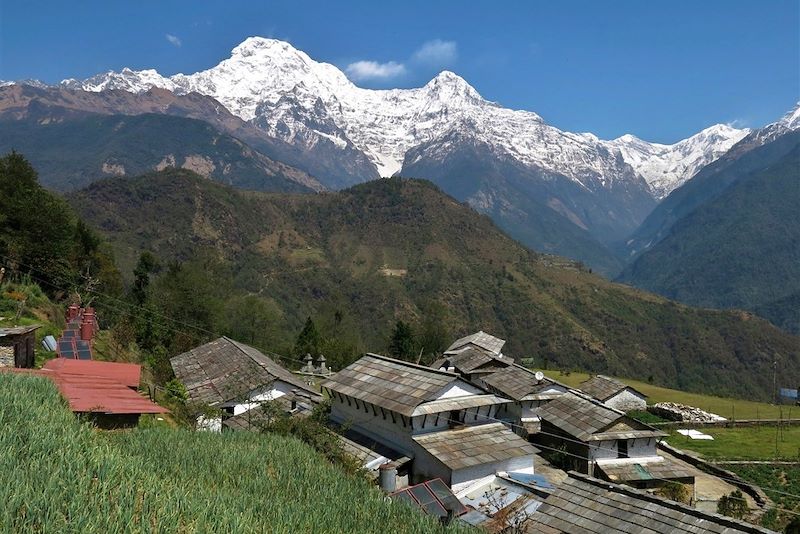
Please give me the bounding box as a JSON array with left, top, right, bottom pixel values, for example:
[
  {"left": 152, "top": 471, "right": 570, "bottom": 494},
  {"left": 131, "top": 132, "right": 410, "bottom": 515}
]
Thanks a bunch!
[
  {"left": 303, "top": 353, "right": 313, "bottom": 373},
  {"left": 379, "top": 462, "right": 397, "bottom": 493},
  {"left": 317, "top": 354, "right": 327, "bottom": 374},
  {"left": 80, "top": 318, "right": 93, "bottom": 342},
  {"left": 67, "top": 304, "right": 80, "bottom": 321}
]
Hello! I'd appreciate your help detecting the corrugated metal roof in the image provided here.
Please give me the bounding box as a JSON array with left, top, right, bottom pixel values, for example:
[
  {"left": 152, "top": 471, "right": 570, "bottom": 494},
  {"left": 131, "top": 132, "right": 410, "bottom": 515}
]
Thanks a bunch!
[
  {"left": 537, "top": 391, "right": 665, "bottom": 442},
  {"left": 412, "top": 422, "right": 539, "bottom": 471},
  {"left": 170, "top": 337, "right": 320, "bottom": 406},
  {"left": 43, "top": 358, "right": 141, "bottom": 388},
  {"left": 1, "top": 365, "right": 166, "bottom": 415},
  {"left": 579, "top": 374, "right": 646, "bottom": 402},
  {"left": 446, "top": 331, "right": 506, "bottom": 355},
  {"left": 52, "top": 373, "right": 168, "bottom": 414},
  {"left": 322, "top": 353, "right": 461, "bottom": 417},
  {"left": 527, "top": 472, "right": 775, "bottom": 534}
]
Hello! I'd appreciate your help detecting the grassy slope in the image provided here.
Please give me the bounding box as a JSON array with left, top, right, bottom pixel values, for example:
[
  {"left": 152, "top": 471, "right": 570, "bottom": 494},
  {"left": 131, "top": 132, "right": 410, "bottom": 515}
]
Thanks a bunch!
[
  {"left": 536, "top": 369, "right": 793, "bottom": 420},
  {"left": 664, "top": 426, "right": 800, "bottom": 460},
  {"left": 0, "top": 373, "right": 465, "bottom": 533},
  {"left": 66, "top": 170, "right": 800, "bottom": 402}
]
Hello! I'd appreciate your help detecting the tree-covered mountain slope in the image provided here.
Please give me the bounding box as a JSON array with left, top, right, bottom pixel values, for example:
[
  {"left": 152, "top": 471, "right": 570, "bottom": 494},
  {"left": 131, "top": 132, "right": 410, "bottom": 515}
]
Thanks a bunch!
[
  {"left": 0, "top": 111, "right": 318, "bottom": 193},
  {"left": 67, "top": 169, "right": 800, "bottom": 401},
  {"left": 618, "top": 139, "right": 800, "bottom": 333}
]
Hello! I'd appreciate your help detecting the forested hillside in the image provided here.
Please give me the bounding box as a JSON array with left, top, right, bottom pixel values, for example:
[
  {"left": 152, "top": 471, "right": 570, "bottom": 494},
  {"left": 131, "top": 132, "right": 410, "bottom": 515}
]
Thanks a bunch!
[
  {"left": 619, "top": 133, "right": 800, "bottom": 333},
  {"left": 0, "top": 112, "right": 318, "bottom": 193},
  {"left": 67, "top": 169, "right": 800, "bottom": 401}
]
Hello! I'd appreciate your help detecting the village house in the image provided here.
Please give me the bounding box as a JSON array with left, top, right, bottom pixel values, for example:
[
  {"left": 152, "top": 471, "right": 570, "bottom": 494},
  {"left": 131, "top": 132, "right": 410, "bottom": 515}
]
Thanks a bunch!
[
  {"left": 534, "top": 391, "right": 696, "bottom": 490},
  {"left": 579, "top": 374, "right": 648, "bottom": 412},
  {"left": 528, "top": 472, "right": 774, "bottom": 534},
  {"left": 170, "top": 336, "right": 322, "bottom": 431},
  {"left": 476, "top": 364, "right": 569, "bottom": 437},
  {"left": 431, "top": 331, "right": 514, "bottom": 381},
  {"left": 322, "top": 353, "right": 539, "bottom": 491},
  {"left": 0, "top": 325, "right": 40, "bottom": 368}
]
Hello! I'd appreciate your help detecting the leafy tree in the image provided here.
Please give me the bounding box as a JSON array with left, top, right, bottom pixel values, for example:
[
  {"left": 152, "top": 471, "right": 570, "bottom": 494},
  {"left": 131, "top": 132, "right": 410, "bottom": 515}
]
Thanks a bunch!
[
  {"left": 132, "top": 251, "right": 159, "bottom": 306},
  {"left": 222, "top": 295, "right": 284, "bottom": 349},
  {"left": 388, "top": 320, "right": 415, "bottom": 360},
  {"left": 294, "top": 316, "right": 321, "bottom": 357}
]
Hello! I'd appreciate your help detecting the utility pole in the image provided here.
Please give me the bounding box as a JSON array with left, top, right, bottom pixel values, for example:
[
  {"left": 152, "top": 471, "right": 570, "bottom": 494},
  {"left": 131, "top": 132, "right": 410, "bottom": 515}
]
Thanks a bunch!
[{"left": 773, "top": 359, "right": 778, "bottom": 405}]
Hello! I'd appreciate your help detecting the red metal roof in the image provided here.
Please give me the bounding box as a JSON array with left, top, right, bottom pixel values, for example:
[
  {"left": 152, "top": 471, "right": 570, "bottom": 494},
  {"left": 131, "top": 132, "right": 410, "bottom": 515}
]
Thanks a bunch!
[
  {"left": 2, "top": 360, "right": 167, "bottom": 415},
  {"left": 43, "top": 358, "right": 141, "bottom": 388},
  {"left": 51, "top": 373, "right": 167, "bottom": 414}
]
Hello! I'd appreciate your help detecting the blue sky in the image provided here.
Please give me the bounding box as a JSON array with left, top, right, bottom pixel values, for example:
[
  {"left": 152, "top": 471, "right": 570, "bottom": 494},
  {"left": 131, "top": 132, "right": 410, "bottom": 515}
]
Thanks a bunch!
[{"left": 1, "top": 0, "right": 798, "bottom": 143}]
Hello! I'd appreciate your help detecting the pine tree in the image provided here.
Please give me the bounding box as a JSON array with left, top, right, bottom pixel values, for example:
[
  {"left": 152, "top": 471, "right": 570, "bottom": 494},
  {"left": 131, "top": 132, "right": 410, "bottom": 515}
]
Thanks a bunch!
[
  {"left": 388, "top": 320, "right": 415, "bottom": 360},
  {"left": 294, "top": 316, "right": 321, "bottom": 356}
]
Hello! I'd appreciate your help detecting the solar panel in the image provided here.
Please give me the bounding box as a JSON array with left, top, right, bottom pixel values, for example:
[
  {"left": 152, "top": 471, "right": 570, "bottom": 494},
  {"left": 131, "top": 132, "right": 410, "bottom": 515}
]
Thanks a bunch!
[
  {"left": 58, "top": 341, "right": 76, "bottom": 358},
  {"left": 62, "top": 330, "right": 77, "bottom": 339},
  {"left": 409, "top": 485, "right": 447, "bottom": 517},
  {"left": 426, "top": 478, "right": 466, "bottom": 513}
]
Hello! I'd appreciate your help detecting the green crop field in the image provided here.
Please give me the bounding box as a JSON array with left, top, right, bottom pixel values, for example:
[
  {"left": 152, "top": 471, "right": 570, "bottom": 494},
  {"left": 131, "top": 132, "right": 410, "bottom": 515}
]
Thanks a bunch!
[
  {"left": 538, "top": 369, "right": 795, "bottom": 420},
  {"left": 664, "top": 426, "right": 800, "bottom": 460},
  {"left": 0, "top": 373, "right": 469, "bottom": 533}
]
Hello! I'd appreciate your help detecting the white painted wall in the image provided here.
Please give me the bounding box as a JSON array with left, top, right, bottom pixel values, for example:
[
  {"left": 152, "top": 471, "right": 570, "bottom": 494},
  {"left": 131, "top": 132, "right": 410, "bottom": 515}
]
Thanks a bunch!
[
  {"left": 330, "top": 394, "right": 416, "bottom": 456},
  {"left": 451, "top": 454, "right": 535, "bottom": 489},
  {"left": 605, "top": 389, "right": 647, "bottom": 412},
  {"left": 231, "top": 380, "right": 296, "bottom": 416},
  {"left": 589, "top": 440, "right": 618, "bottom": 461},
  {"left": 434, "top": 381, "right": 485, "bottom": 399}
]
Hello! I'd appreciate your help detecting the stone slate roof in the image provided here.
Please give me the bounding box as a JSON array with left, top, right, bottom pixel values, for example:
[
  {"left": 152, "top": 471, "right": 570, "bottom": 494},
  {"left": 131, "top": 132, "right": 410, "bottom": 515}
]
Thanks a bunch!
[
  {"left": 579, "top": 374, "right": 646, "bottom": 402},
  {"left": 479, "top": 365, "right": 567, "bottom": 401},
  {"left": 0, "top": 325, "right": 41, "bottom": 338},
  {"left": 412, "top": 422, "right": 539, "bottom": 471},
  {"left": 432, "top": 346, "right": 514, "bottom": 376},
  {"left": 596, "top": 457, "right": 697, "bottom": 483},
  {"left": 446, "top": 331, "right": 505, "bottom": 355},
  {"left": 537, "top": 391, "right": 665, "bottom": 442},
  {"left": 528, "top": 472, "right": 776, "bottom": 534},
  {"left": 170, "top": 337, "right": 319, "bottom": 406},
  {"left": 322, "top": 353, "right": 463, "bottom": 417}
]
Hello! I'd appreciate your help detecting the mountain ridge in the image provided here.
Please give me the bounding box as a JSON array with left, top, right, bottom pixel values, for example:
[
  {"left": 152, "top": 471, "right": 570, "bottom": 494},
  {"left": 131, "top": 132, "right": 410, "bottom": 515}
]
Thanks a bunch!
[{"left": 66, "top": 168, "right": 800, "bottom": 401}]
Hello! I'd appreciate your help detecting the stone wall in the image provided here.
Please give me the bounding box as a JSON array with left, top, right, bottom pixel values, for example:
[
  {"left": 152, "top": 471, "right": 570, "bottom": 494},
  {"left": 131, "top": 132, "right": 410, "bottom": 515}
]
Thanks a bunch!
[{"left": 0, "top": 345, "right": 14, "bottom": 367}]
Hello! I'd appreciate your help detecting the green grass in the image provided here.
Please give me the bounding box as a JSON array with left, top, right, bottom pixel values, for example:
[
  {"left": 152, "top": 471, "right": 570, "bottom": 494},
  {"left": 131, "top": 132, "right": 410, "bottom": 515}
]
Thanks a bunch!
[
  {"left": 664, "top": 426, "right": 800, "bottom": 460},
  {"left": 0, "top": 373, "right": 469, "bottom": 533},
  {"left": 539, "top": 369, "right": 794, "bottom": 420}
]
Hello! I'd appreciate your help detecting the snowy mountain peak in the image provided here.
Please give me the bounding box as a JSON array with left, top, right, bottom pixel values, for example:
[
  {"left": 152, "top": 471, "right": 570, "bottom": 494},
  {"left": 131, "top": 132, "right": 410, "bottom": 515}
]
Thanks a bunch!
[
  {"left": 610, "top": 122, "right": 749, "bottom": 199},
  {"left": 40, "top": 36, "right": 759, "bottom": 200},
  {"left": 776, "top": 101, "right": 800, "bottom": 130}
]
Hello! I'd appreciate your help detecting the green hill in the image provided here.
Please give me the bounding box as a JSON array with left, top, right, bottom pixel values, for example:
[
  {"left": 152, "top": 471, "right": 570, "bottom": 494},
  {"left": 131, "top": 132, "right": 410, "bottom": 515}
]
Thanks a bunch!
[
  {"left": 619, "top": 137, "right": 800, "bottom": 334},
  {"left": 0, "top": 372, "right": 460, "bottom": 533},
  {"left": 66, "top": 169, "right": 800, "bottom": 401}
]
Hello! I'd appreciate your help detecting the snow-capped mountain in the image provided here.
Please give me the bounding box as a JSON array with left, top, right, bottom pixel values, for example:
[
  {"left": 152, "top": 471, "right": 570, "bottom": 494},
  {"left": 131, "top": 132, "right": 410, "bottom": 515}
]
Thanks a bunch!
[
  {"left": 59, "top": 37, "right": 744, "bottom": 200},
  {"left": 609, "top": 124, "right": 749, "bottom": 199}
]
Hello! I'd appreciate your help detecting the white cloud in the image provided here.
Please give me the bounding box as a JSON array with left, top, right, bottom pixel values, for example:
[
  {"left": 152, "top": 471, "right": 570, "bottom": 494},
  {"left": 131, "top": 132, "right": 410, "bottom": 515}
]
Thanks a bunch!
[
  {"left": 345, "top": 60, "right": 407, "bottom": 82},
  {"left": 165, "top": 34, "right": 182, "bottom": 47},
  {"left": 411, "top": 39, "right": 457, "bottom": 66}
]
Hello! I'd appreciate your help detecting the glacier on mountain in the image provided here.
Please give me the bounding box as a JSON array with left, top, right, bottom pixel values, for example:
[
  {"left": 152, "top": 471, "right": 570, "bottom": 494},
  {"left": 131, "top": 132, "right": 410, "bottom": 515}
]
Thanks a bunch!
[{"left": 55, "top": 37, "right": 753, "bottom": 198}]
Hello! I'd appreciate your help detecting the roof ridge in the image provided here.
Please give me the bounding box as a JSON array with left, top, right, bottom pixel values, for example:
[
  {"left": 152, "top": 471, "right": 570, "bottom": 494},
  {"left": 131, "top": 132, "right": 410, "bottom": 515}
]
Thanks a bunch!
[
  {"left": 566, "top": 472, "right": 775, "bottom": 533},
  {"left": 365, "top": 352, "right": 459, "bottom": 377}
]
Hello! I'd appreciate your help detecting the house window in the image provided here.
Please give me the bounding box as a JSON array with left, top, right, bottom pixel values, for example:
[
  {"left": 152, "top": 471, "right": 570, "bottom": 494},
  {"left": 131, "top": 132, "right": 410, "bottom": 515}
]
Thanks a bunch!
[{"left": 618, "top": 439, "right": 628, "bottom": 459}]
